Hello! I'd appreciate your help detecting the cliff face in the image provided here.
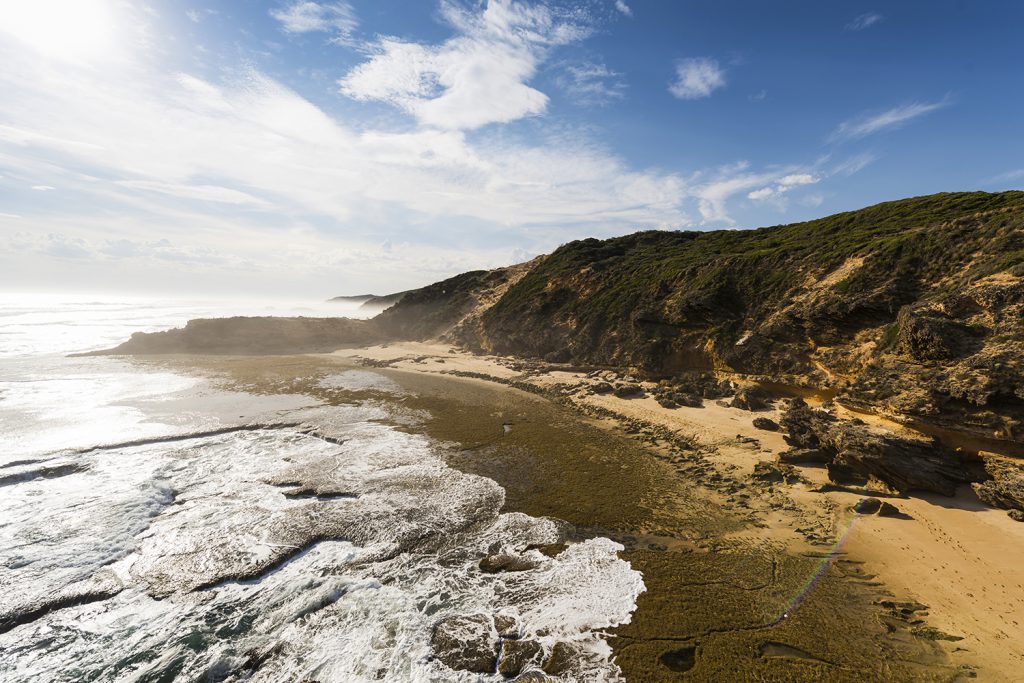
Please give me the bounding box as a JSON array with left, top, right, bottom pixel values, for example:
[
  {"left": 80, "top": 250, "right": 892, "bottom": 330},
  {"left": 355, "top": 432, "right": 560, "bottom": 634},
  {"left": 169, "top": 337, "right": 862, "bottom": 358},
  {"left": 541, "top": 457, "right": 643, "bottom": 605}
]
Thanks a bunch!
[
  {"left": 374, "top": 257, "right": 542, "bottom": 342},
  {"left": 381, "top": 191, "right": 1024, "bottom": 444}
]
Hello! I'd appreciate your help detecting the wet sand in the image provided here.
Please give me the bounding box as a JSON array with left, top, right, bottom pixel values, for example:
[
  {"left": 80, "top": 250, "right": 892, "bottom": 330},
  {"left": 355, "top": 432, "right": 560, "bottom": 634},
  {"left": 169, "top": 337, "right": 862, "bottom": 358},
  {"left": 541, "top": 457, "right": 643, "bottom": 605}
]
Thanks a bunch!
[{"left": 141, "top": 350, "right": 988, "bottom": 681}]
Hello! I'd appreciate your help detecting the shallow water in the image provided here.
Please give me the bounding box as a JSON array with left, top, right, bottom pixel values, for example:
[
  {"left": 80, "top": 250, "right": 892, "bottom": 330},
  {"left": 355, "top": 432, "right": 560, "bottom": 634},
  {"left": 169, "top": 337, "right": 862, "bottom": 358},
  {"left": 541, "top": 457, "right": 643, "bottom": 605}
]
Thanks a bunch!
[{"left": 0, "top": 298, "right": 645, "bottom": 682}]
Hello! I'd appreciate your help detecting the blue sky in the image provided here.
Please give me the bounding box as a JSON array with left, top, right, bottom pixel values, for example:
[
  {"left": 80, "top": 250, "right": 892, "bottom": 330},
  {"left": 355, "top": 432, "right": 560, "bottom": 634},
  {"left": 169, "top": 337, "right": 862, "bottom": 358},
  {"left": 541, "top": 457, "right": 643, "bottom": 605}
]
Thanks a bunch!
[{"left": 1, "top": 0, "right": 1022, "bottom": 297}]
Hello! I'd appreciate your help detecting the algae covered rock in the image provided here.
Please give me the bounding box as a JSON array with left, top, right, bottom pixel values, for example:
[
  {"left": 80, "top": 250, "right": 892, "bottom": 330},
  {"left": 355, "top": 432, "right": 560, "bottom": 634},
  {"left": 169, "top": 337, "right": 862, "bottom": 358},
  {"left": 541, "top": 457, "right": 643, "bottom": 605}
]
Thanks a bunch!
[
  {"left": 478, "top": 553, "right": 539, "bottom": 574},
  {"left": 498, "top": 639, "right": 543, "bottom": 677},
  {"left": 542, "top": 640, "right": 584, "bottom": 676},
  {"left": 431, "top": 613, "right": 499, "bottom": 673}
]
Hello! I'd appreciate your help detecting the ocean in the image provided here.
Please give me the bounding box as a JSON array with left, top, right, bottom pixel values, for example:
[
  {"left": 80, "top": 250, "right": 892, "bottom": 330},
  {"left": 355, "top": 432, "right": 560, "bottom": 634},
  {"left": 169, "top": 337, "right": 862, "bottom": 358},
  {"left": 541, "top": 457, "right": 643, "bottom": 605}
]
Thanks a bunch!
[{"left": 0, "top": 295, "right": 643, "bottom": 682}]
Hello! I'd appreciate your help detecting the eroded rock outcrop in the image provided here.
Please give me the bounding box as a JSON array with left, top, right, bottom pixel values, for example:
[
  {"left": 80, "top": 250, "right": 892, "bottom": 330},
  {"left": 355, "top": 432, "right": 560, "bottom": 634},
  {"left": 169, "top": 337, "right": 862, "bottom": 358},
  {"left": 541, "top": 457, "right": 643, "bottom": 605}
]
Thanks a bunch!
[
  {"left": 780, "top": 399, "right": 977, "bottom": 496},
  {"left": 972, "top": 456, "right": 1024, "bottom": 513}
]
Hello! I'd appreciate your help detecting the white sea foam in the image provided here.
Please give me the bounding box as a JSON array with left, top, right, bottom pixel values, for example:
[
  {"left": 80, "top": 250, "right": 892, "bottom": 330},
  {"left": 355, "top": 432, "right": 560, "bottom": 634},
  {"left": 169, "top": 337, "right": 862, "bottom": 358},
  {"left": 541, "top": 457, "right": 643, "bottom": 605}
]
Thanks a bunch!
[{"left": 1, "top": 421, "right": 644, "bottom": 682}]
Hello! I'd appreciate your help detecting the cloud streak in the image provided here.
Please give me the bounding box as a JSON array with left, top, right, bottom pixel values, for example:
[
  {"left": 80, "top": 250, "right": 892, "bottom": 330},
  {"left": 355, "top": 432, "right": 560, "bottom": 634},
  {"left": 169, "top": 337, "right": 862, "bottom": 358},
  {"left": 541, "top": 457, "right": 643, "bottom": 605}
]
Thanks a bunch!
[
  {"left": 270, "top": 1, "right": 358, "bottom": 39},
  {"left": 558, "top": 61, "right": 626, "bottom": 106},
  {"left": 830, "top": 100, "right": 948, "bottom": 141},
  {"left": 845, "top": 12, "right": 883, "bottom": 31}
]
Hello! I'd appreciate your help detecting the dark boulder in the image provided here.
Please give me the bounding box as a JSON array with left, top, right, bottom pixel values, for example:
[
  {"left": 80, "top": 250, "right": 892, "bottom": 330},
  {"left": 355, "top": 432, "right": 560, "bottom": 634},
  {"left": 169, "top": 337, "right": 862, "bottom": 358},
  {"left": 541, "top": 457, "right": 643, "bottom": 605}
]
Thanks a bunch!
[
  {"left": 778, "top": 448, "right": 830, "bottom": 464},
  {"left": 827, "top": 463, "right": 867, "bottom": 486},
  {"left": 431, "top": 614, "right": 499, "bottom": 674},
  {"left": 752, "top": 417, "right": 780, "bottom": 431},
  {"left": 498, "top": 639, "right": 543, "bottom": 678},
  {"left": 674, "top": 392, "right": 704, "bottom": 408},
  {"left": 780, "top": 399, "right": 835, "bottom": 450},
  {"left": 494, "top": 614, "right": 520, "bottom": 638},
  {"left": 853, "top": 497, "right": 882, "bottom": 514},
  {"left": 877, "top": 501, "right": 902, "bottom": 517},
  {"left": 828, "top": 428, "right": 971, "bottom": 496},
  {"left": 730, "top": 386, "right": 772, "bottom": 411},
  {"left": 479, "top": 554, "right": 539, "bottom": 574},
  {"left": 614, "top": 383, "right": 645, "bottom": 398},
  {"left": 543, "top": 641, "right": 584, "bottom": 676}
]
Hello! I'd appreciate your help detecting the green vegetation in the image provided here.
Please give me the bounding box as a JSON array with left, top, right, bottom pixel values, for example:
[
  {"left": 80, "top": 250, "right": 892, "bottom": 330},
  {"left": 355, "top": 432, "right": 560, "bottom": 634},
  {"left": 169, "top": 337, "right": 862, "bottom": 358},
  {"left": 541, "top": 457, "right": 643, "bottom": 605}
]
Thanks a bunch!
[{"left": 478, "top": 191, "right": 1024, "bottom": 363}]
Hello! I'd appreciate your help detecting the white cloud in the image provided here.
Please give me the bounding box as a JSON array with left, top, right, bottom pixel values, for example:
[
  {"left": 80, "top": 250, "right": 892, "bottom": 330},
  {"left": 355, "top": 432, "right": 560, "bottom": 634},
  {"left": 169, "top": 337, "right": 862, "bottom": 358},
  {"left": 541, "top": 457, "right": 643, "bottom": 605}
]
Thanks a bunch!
[
  {"left": 31, "top": 184, "right": 55, "bottom": 191},
  {"left": 747, "top": 173, "right": 818, "bottom": 201},
  {"left": 669, "top": 57, "right": 725, "bottom": 100},
  {"left": 339, "top": 0, "right": 591, "bottom": 130},
  {"left": 614, "top": 1, "right": 633, "bottom": 18},
  {"left": 270, "top": 1, "right": 357, "bottom": 39},
  {"left": 831, "top": 100, "right": 948, "bottom": 141},
  {"left": 747, "top": 187, "right": 774, "bottom": 201},
  {"left": 778, "top": 173, "right": 817, "bottom": 188},
  {"left": 692, "top": 162, "right": 778, "bottom": 222},
  {"left": 558, "top": 61, "right": 626, "bottom": 106},
  {"left": 186, "top": 10, "right": 201, "bottom": 23},
  {"left": 846, "top": 12, "right": 883, "bottom": 31}
]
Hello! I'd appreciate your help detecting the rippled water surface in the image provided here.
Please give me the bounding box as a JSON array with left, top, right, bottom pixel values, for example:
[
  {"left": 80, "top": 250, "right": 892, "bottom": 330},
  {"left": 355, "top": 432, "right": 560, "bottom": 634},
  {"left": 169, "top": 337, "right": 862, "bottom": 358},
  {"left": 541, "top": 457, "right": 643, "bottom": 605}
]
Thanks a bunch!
[{"left": 0, "top": 296, "right": 644, "bottom": 681}]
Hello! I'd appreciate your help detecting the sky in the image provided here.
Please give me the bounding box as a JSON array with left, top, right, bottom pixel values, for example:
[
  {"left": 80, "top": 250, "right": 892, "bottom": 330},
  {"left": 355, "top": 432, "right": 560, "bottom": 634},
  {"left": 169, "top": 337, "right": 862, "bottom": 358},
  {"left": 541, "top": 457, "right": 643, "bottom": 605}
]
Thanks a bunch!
[{"left": 0, "top": 0, "right": 1022, "bottom": 299}]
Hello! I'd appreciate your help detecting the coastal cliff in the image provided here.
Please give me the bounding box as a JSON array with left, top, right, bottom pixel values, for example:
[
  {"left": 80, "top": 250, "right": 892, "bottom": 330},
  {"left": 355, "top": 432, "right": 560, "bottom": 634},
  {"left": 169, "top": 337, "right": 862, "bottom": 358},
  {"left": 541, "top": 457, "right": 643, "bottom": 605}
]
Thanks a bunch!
[{"left": 381, "top": 191, "right": 1024, "bottom": 448}]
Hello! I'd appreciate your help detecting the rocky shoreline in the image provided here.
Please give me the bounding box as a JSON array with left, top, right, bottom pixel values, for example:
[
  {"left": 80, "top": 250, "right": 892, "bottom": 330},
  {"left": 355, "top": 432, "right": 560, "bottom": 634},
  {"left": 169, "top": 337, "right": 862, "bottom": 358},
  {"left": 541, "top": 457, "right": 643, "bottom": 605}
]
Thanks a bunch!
[
  {"left": 323, "top": 341, "right": 1024, "bottom": 679},
  {"left": 142, "top": 346, "right": 1024, "bottom": 681}
]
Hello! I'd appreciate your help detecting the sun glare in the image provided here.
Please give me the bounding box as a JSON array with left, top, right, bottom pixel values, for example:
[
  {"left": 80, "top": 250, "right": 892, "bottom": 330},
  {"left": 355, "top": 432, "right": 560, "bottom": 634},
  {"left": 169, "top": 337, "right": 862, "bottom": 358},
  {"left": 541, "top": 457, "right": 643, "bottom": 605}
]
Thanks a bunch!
[{"left": 0, "top": 0, "right": 119, "bottom": 62}]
